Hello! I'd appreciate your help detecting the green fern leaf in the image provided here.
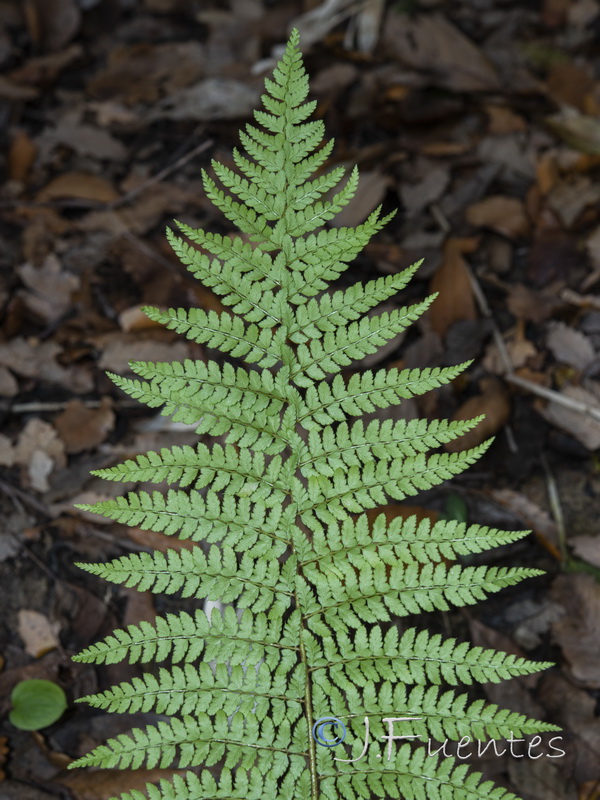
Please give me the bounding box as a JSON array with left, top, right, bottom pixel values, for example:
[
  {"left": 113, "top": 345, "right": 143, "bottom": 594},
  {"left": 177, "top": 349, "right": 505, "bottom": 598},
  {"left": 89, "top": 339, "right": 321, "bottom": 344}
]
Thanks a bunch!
[{"left": 71, "top": 27, "right": 559, "bottom": 800}]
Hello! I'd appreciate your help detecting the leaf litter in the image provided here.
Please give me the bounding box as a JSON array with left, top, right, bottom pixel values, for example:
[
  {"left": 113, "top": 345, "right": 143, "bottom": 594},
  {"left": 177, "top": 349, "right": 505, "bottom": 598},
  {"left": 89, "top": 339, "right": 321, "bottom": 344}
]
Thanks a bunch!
[{"left": 2, "top": 2, "right": 600, "bottom": 797}]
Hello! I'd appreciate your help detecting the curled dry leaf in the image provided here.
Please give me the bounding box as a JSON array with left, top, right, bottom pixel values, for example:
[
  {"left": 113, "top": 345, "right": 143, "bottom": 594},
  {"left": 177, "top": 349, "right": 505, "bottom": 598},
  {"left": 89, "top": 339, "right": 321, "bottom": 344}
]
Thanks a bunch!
[
  {"left": 546, "top": 175, "right": 600, "bottom": 228},
  {"left": 14, "top": 418, "right": 66, "bottom": 493},
  {"left": 446, "top": 376, "right": 510, "bottom": 452},
  {"left": 328, "top": 170, "right": 391, "bottom": 229},
  {"left": 551, "top": 573, "right": 600, "bottom": 688},
  {"left": 507, "top": 283, "right": 560, "bottom": 324},
  {"left": 546, "top": 110, "right": 600, "bottom": 154},
  {"left": 152, "top": 79, "right": 261, "bottom": 122},
  {"left": 36, "top": 172, "right": 119, "bottom": 204},
  {"left": 382, "top": 12, "right": 500, "bottom": 92},
  {"left": 17, "top": 609, "right": 60, "bottom": 658},
  {"left": 17, "top": 254, "right": 80, "bottom": 323},
  {"left": 8, "top": 129, "right": 37, "bottom": 183},
  {"left": 0, "top": 366, "right": 18, "bottom": 397},
  {"left": 54, "top": 398, "right": 115, "bottom": 455},
  {"left": 37, "top": 108, "right": 127, "bottom": 162},
  {"left": 0, "top": 338, "right": 93, "bottom": 393},
  {"left": 87, "top": 42, "right": 206, "bottom": 105},
  {"left": 570, "top": 535, "right": 600, "bottom": 569},
  {"left": 400, "top": 166, "right": 450, "bottom": 219},
  {"left": 490, "top": 487, "right": 561, "bottom": 559},
  {"left": 0, "top": 434, "right": 15, "bottom": 467},
  {"left": 97, "top": 336, "right": 192, "bottom": 374},
  {"left": 118, "top": 305, "right": 165, "bottom": 332},
  {"left": 59, "top": 769, "right": 183, "bottom": 800},
  {"left": 24, "top": 0, "right": 80, "bottom": 52},
  {"left": 428, "top": 237, "right": 478, "bottom": 338},
  {"left": 546, "top": 321, "right": 595, "bottom": 371},
  {"left": 466, "top": 195, "right": 530, "bottom": 238},
  {"left": 536, "top": 385, "right": 600, "bottom": 449}
]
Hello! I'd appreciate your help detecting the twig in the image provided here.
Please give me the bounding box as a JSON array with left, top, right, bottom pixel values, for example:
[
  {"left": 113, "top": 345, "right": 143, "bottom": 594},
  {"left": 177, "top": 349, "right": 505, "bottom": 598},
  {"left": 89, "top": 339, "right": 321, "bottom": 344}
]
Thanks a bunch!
[
  {"left": 430, "top": 204, "right": 600, "bottom": 427},
  {"left": 107, "top": 134, "right": 213, "bottom": 210},
  {"left": 5, "top": 398, "right": 141, "bottom": 414},
  {"left": 540, "top": 453, "right": 567, "bottom": 563},
  {"left": 466, "top": 268, "right": 600, "bottom": 424}
]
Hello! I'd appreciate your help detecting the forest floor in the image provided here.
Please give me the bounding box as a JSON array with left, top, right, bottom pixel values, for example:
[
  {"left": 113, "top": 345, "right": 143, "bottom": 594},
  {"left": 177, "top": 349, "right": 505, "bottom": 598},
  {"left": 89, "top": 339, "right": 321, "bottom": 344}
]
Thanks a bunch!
[{"left": 2, "top": 1, "right": 600, "bottom": 798}]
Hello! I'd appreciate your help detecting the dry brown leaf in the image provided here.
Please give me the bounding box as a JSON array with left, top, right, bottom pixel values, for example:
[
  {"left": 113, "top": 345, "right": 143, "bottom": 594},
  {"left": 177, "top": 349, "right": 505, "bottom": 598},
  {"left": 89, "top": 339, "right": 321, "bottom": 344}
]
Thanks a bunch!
[
  {"left": 24, "top": 0, "right": 80, "bottom": 51},
  {"left": 428, "top": 237, "right": 478, "bottom": 337},
  {"left": 122, "top": 588, "right": 156, "bottom": 629},
  {"left": 126, "top": 527, "right": 196, "bottom": 554},
  {"left": 547, "top": 61, "right": 595, "bottom": 111},
  {"left": 0, "top": 366, "right": 18, "bottom": 397},
  {"left": 0, "top": 338, "right": 93, "bottom": 393},
  {"left": 466, "top": 196, "right": 530, "bottom": 238},
  {"left": 14, "top": 418, "right": 67, "bottom": 492},
  {"left": 8, "top": 129, "right": 37, "bottom": 183},
  {"left": 118, "top": 305, "right": 165, "bottom": 332},
  {"left": 54, "top": 398, "right": 115, "bottom": 454},
  {"left": 36, "top": 172, "right": 119, "bottom": 204},
  {"left": 485, "top": 105, "right": 527, "bottom": 135},
  {"left": 365, "top": 504, "right": 439, "bottom": 528},
  {"left": 318, "top": 170, "right": 390, "bottom": 230},
  {"left": 552, "top": 573, "right": 600, "bottom": 688},
  {"left": 17, "top": 609, "right": 60, "bottom": 657},
  {"left": 59, "top": 769, "right": 182, "bottom": 800},
  {"left": 37, "top": 108, "right": 127, "bottom": 162},
  {"left": 8, "top": 43, "right": 82, "bottom": 85},
  {"left": 87, "top": 42, "right": 205, "bottom": 105},
  {"left": 446, "top": 377, "right": 510, "bottom": 452},
  {"left": 0, "top": 434, "right": 15, "bottom": 467},
  {"left": 546, "top": 321, "right": 595, "bottom": 371},
  {"left": 585, "top": 224, "right": 600, "bottom": 270},
  {"left": 536, "top": 385, "right": 600, "bottom": 449},
  {"left": 506, "top": 283, "right": 560, "bottom": 323},
  {"left": 382, "top": 12, "right": 500, "bottom": 92},
  {"left": 400, "top": 166, "right": 449, "bottom": 218},
  {"left": 546, "top": 110, "right": 600, "bottom": 154},
  {"left": 152, "top": 79, "right": 260, "bottom": 122},
  {"left": 98, "top": 336, "right": 191, "bottom": 374},
  {"left": 17, "top": 254, "right": 79, "bottom": 323},
  {"left": 489, "top": 488, "right": 561, "bottom": 559},
  {"left": 571, "top": 535, "right": 600, "bottom": 568},
  {"left": 547, "top": 175, "right": 600, "bottom": 228},
  {"left": 0, "top": 76, "right": 38, "bottom": 100}
]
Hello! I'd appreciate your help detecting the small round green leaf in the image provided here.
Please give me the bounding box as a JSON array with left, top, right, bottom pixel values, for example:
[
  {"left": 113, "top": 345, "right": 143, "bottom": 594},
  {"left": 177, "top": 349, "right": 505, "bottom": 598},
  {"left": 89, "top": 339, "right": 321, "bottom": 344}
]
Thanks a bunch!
[{"left": 9, "top": 679, "right": 67, "bottom": 731}]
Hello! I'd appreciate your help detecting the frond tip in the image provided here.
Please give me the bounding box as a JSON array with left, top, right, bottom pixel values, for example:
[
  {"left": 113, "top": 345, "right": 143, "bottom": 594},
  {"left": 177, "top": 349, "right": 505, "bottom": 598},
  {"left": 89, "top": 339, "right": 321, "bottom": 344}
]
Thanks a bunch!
[{"left": 71, "top": 26, "right": 557, "bottom": 800}]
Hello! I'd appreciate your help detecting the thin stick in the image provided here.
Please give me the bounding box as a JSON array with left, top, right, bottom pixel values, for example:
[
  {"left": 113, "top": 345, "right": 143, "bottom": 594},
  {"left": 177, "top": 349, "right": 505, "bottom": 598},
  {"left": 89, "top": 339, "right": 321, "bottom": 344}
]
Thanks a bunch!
[
  {"left": 540, "top": 453, "right": 567, "bottom": 563},
  {"left": 108, "top": 136, "right": 213, "bottom": 210},
  {"left": 429, "top": 204, "right": 600, "bottom": 427}
]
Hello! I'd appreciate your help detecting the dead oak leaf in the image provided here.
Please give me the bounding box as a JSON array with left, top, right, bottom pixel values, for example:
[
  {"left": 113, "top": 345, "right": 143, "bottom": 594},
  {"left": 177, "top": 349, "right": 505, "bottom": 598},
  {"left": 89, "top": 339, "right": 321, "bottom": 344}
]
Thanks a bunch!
[
  {"left": 546, "top": 321, "right": 595, "bottom": 371},
  {"left": 17, "top": 609, "right": 60, "bottom": 658},
  {"left": 14, "top": 418, "right": 66, "bottom": 492},
  {"left": 551, "top": 573, "right": 600, "bottom": 688},
  {"left": 428, "top": 237, "right": 478, "bottom": 338},
  {"left": 446, "top": 377, "right": 510, "bottom": 452},
  {"left": 466, "top": 195, "right": 530, "bottom": 238},
  {"left": 17, "top": 254, "right": 80, "bottom": 323},
  {"left": 36, "top": 172, "right": 119, "bottom": 204},
  {"left": 54, "top": 398, "right": 115, "bottom": 454}
]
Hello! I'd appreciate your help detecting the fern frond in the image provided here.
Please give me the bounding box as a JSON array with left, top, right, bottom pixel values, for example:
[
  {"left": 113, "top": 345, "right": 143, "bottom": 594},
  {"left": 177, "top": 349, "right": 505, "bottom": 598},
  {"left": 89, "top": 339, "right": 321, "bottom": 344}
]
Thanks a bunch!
[{"left": 72, "top": 27, "right": 557, "bottom": 800}]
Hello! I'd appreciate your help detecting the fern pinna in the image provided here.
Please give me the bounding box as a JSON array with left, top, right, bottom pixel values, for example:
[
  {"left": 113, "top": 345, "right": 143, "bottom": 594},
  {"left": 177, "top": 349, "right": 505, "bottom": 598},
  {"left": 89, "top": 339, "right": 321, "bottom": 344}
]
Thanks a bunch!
[{"left": 71, "top": 29, "right": 558, "bottom": 800}]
